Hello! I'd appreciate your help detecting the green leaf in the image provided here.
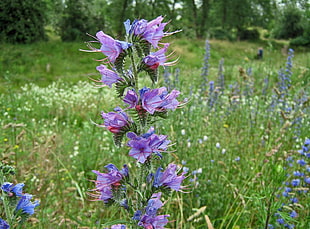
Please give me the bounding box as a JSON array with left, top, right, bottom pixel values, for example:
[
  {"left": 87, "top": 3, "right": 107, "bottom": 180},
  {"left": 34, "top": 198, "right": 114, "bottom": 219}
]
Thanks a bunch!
[{"left": 101, "top": 219, "right": 129, "bottom": 226}]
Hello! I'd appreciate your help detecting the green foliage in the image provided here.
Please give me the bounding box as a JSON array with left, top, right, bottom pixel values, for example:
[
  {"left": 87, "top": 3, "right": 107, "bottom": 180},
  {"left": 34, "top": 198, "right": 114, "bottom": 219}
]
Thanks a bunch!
[
  {"left": 58, "top": 0, "right": 96, "bottom": 41},
  {"left": 0, "top": 0, "right": 47, "bottom": 44},
  {"left": 208, "top": 28, "right": 234, "bottom": 41},
  {"left": 290, "top": 36, "right": 310, "bottom": 47},
  {"left": 238, "top": 28, "right": 260, "bottom": 41},
  {"left": 0, "top": 39, "right": 309, "bottom": 228},
  {"left": 272, "top": 6, "right": 304, "bottom": 39}
]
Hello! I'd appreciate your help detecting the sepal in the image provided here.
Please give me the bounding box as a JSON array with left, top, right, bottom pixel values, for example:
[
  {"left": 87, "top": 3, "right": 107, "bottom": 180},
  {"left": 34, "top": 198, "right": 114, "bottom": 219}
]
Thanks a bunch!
[
  {"left": 113, "top": 122, "right": 137, "bottom": 147},
  {"left": 114, "top": 51, "right": 128, "bottom": 76}
]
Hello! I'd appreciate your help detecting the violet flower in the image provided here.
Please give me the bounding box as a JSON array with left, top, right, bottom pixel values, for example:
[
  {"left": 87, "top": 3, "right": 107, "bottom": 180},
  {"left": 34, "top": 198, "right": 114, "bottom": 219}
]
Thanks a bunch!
[
  {"left": 123, "top": 87, "right": 180, "bottom": 115},
  {"left": 127, "top": 127, "right": 170, "bottom": 163},
  {"left": 96, "top": 65, "right": 123, "bottom": 88},
  {"left": 101, "top": 107, "right": 130, "bottom": 134},
  {"left": 137, "top": 192, "right": 170, "bottom": 228},
  {"left": 123, "top": 89, "right": 139, "bottom": 109},
  {"left": 15, "top": 194, "right": 40, "bottom": 215},
  {"left": 92, "top": 164, "right": 128, "bottom": 203},
  {"left": 142, "top": 87, "right": 180, "bottom": 114},
  {"left": 96, "top": 31, "right": 131, "bottom": 63},
  {"left": 124, "top": 16, "right": 167, "bottom": 48},
  {"left": 1, "top": 182, "right": 24, "bottom": 197},
  {"left": 154, "top": 163, "right": 186, "bottom": 191},
  {"left": 0, "top": 218, "right": 10, "bottom": 229},
  {"left": 143, "top": 44, "right": 175, "bottom": 70}
]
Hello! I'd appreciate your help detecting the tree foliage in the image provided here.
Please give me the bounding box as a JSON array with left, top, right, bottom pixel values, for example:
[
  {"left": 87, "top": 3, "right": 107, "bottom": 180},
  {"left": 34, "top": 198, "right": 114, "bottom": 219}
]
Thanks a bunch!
[
  {"left": 0, "top": 0, "right": 309, "bottom": 44},
  {"left": 0, "top": 0, "right": 46, "bottom": 44},
  {"left": 273, "top": 5, "right": 304, "bottom": 39},
  {"left": 58, "top": 0, "right": 96, "bottom": 41}
]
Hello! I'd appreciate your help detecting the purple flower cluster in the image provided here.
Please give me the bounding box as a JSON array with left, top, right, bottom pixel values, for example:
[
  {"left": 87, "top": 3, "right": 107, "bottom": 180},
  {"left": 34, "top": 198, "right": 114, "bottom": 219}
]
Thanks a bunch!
[
  {"left": 124, "top": 16, "right": 168, "bottom": 48},
  {"left": 271, "top": 138, "right": 309, "bottom": 228},
  {"left": 153, "top": 163, "right": 187, "bottom": 191},
  {"left": 134, "top": 192, "right": 170, "bottom": 228},
  {"left": 101, "top": 107, "right": 130, "bottom": 134},
  {"left": 1, "top": 182, "right": 39, "bottom": 216},
  {"left": 91, "top": 164, "right": 128, "bottom": 203},
  {"left": 127, "top": 127, "right": 170, "bottom": 163},
  {"left": 85, "top": 16, "right": 188, "bottom": 229},
  {"left": 124, "top": 87, "right": 180, "bottom": 115}
]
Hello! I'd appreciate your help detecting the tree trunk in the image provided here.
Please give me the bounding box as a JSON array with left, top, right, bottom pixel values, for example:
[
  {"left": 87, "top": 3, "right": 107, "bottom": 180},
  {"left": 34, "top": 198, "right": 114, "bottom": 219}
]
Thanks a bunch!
[
  {"left": 190, "top": 0, "right": 199, "bottom": 38},
  {"left": 199, "top": 0, "right": 210, "bottom": 38}
]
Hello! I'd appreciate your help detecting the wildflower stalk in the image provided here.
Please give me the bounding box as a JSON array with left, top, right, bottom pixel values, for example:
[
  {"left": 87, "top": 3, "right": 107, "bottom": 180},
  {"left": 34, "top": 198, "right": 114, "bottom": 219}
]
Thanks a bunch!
[
  {"left": 130, "top": 52, "right": 139, "bottom": 91},
  {"left": 83, "top": 16, "right": 187, "bottom": 228}
]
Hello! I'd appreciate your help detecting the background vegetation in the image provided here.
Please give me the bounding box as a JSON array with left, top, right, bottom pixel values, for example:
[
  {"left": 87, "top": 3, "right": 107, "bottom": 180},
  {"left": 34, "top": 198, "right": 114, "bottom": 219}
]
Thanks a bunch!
[{"left": 0, "top": 0, "right": 309, "bottom": 46}]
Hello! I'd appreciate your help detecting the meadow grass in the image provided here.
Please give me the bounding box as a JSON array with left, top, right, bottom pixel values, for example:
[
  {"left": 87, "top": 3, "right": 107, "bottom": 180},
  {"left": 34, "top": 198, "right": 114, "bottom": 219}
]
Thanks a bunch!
[{"left": 0, "top": 39, "right": 309, "bottom": 228}]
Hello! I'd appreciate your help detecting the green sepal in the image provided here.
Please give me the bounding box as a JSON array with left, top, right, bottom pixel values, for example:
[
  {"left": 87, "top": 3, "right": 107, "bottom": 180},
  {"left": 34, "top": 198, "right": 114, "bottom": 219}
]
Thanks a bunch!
[
  {"left": 114, "top": 51, "right": 128, "bottom": 76},
  {"left": 113, "top": 122, "right": 137, "bottom": 147},
  {"left": 146, "top": 67, "right": 158, "bottom": 84},
  {"left": 137, "top": 62, "right": 158, "bottom": 84}
]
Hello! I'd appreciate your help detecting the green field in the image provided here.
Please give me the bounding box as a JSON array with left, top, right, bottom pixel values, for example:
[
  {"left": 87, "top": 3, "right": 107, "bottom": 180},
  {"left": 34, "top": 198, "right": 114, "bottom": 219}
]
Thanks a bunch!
[{"left": 1, "top": 38, "right": 309, "bottom": 228}]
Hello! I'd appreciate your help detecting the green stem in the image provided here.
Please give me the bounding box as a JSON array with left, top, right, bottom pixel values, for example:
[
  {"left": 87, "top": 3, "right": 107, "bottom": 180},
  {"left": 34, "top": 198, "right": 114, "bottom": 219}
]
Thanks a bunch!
[{"left": 130, "top": 53, "right": 139, "bottom": 91}]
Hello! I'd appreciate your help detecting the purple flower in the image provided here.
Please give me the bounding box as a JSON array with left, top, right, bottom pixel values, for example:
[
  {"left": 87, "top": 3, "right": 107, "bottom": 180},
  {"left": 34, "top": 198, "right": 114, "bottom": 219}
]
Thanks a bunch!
[
  {"left": 92, "top": 164, "right": 127, "bottom": 202},
  {"left": 1, "top": 182, "right": 24, "bottom": 197},
  {"left": 125, "top": 16, "right": 167, "bottom": 48},
  {"left": 15, "top": 194, "right": 39, "bottom": 215},
  {"left": 141, "top": 87, "right": 180, "bottom": 114},
  {"left": 291, "top": 179, "right": 300, "bottom": 187},
  {"left": 127, "top": 127, "right": 170, "bottom": 163},
  {"left": 290, "top": 210, "right": 298, "bottom": 218},
  {"left": 297, "top": 159, "right": 306, "bottom": 166},
  {"left": 96, "top": 65, "right": 123, "bottom": 88},
  {"left": 304, "top": 177, "right": 310, "bottom": 184},
  {"left": 277, "top": 218, "right": 285, "bottom": 224},
  {"left": 1, "top": 182, "right": 14, "bottom": 193},
  {"left": 123, "top": 89, "right": 139, "bottom": 109},
  {"left": 101, "top": 107, "right": 130, "bottom": 133},
  {"left": 0, "top": 218, "right": 10, "bottom": 229},
  {"left": 154, "top": 163, "right": 186, "bottom": 191},
  {"left": 293, "top": 171, "right": 304, "bottom": 177},
  {"left": 143, "top": 16, "right": 167, "bottom": 48},
  {"left": 137, "top": 193, "right": 170, "bottom": 229},
  {"left": 123, "top": 87, "right": 180, "bottom": 115},
  {"left": 143, "top": 44, "right": 174, "bottom": 70},
  {"left": 96, "top": 31, "right": 131, "bottom": 63},
  {"left": 139, "top": 214, "right": 170, "bottom": 229}
]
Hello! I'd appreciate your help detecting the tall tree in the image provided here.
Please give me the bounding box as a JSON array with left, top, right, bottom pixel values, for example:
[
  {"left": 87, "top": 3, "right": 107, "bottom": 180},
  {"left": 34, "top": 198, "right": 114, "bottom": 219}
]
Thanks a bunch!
[
  {"left": 58, "top": 0, "right": 96, "bottom": 41},
  {"left": 0, "top": 0, "right": 46, "bottom": 43}
]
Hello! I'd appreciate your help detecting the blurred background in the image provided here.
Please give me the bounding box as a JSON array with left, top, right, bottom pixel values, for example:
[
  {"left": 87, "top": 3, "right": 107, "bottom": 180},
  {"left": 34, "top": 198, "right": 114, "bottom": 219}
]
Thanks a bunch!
[{"left": 0, "top": 0, "right": 309, "bottom": 45}]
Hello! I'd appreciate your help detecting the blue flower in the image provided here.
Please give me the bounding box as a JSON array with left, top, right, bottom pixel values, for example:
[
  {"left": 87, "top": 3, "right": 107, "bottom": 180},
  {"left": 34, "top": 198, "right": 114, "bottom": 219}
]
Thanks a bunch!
[
  {"left": 291, "top": 179, "right": 300, "bottom": 187},
  {"left": 290, "top": 210, "right": 298, "bottom": 218},
  {"left": 277, "top": 218, "right": 285, "bottom": 224},
  {"left": 297, "top": 159, "right": 306, "bottom": 166},
  {"left": 0, "top": 218, "right": 10, "bottom": 229},
  {"left": 304, "top": 177, "right": 310, "bottom": 184},
  {"left": 1, "top": 182, "right": 24, "bottom": 197},
  {"left": 15, "top": 194, "right": 40, "bottom": 215}
]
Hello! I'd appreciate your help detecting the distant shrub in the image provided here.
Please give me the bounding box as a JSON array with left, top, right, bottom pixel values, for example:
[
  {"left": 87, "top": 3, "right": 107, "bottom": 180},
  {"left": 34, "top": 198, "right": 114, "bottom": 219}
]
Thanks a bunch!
[
  {"left": 238, "top": 28, "right": 260, "bottom": 41},
  {"left": 58, "top": 0, "right": 95, "bottom": 41},
  {"left": 290, "top": 36, "right": 310, "bottom": 47},
  {"left": 272, "top": 6, "right": 304, "bottom": 39},
  {"left": 0, "top": 0, "right": 46, "bottom": 44},
  {"left": 208, "top": 28, "right": 233, "bottom": 41}
]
